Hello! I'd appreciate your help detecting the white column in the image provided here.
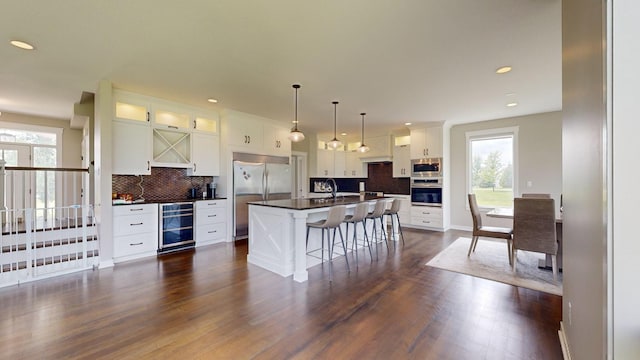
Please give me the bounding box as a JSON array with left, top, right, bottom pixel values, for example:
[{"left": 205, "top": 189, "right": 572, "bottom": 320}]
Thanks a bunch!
[{"left": 293, "top": 211, "right": 309, "bottom": 282}]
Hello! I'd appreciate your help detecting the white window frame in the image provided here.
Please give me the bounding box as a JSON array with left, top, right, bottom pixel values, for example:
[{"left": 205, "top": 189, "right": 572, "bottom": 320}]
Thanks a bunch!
[
  {"left": 0, "top": 121, "right": 63, "bottom": 166},
  {"left": 465, "top": 126, "right": 519, "bottom": 209}
]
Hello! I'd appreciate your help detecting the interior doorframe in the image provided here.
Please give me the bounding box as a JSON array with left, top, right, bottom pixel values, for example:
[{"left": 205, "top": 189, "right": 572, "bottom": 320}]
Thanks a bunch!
[{"left": 291, "top": 151, "right": 308, "bottom": 199}]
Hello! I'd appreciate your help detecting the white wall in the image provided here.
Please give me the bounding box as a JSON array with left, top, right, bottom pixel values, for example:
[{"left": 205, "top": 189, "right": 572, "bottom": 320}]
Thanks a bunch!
[
  {"left": 612, "top": 0, "right": 640, "bottom": 357},
  {"left": 448, "top": 111, "right": 562, "bottom": 229},
  {"left": 0, "top": 112, "right": 82, "bottom": 168},
  {"left": 562, "top": 0, "right": 608, "bottom": 358}
]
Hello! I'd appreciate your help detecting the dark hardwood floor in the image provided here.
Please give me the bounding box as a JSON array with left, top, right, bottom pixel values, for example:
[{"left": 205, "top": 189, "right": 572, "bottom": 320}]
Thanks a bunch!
[{"left": 0, "top": 228, "right": 562, "bottom": 359}]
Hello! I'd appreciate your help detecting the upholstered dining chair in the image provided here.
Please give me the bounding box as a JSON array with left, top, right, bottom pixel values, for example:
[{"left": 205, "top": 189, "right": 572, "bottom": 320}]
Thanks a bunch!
[
  {"left": 468, "top": 194, "right": 513, "bottom": 265},
  {"left": 512, "top": 197, "right": 558, "bottom": 280},
  {"left": 522, "top": 193, "right": 551, "bottom": 198}
]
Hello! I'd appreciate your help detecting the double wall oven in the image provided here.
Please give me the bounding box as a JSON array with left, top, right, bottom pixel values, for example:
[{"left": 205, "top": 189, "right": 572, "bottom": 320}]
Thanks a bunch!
[{"left": 411, "top": 157, "right": 443, "bottom": 207}]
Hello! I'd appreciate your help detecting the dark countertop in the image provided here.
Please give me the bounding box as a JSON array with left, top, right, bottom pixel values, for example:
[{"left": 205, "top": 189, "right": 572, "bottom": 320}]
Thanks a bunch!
[
  {"left": 112, "top": 197, "right": 227, "bottom": 206},
  {"left": 248, "top": 195, "right": 388, "bottom": 211}
]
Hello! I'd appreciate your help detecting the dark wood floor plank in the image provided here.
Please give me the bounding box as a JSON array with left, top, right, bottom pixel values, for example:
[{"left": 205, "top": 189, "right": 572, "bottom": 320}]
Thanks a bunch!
[{"left": 0, "top": 228, "right": 562, "bottom": 359}]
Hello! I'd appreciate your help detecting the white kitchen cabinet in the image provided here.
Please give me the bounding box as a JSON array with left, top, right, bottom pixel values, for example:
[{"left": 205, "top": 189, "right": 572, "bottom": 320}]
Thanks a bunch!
[
  {"left": 334, "top": 150, "right": 346, "bottom": 177},
  {"left": 410, "top": 125, "right": 442, "bottom": 159},
  {"left": 114, "top": 91, "right": 151, "bottom": 123},
  {"left": 152, "top": 128, "right": 191, "bottom": 167},
  {"left": 113, "top": 204, "right": 158, "bottom": 262},
  {"left": 345, "top": 151, "right": 366, "bottom": 178},
  {"left": 316, "top": 148, "right": 335, "bottom": 177},
  {"left": 193, "top": 113, "right": 219, "bottom": 134},
  {"left": 225, "top": 111, "right": 265, "bottom": 151},
  {"left": 113, "top": 120, "right": 151, "bottom": 175},
  {"left": 188, "top": 133, "right": 220, "bottom": 176},
  {"left": 363, "top": 135, "right": 392, "bottom": 158},
  {"left": 410, "top": 205, "right": 443, "bottom": 229},
  {"left": 152, "top": 101, "right": 192, "bottom": 131},
  {"left": 393, "top": 144, "right": 411, "bottom": 177},
  {"left": 195, "top": 199, "right": 227, "bottom": 245},
  {"left": 263, "top": 123, "right": 291, "bottom": 156}
]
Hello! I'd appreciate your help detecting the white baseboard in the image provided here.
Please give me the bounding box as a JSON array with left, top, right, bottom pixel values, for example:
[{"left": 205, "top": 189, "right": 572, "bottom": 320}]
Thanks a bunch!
[
  {"left": 99, "top": 259, "right": 115, "bottom": 269},
  {"left": 558, "top": 321, "right": 572, "bottom": 360},
  {"left": 448, "top": 224, "right": 473, "bottom": 232}
]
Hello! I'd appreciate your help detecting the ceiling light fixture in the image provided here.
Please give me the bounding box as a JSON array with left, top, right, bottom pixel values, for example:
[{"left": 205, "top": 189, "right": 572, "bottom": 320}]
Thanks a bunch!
[
  {"left": 506, "top": 102, "right": 518, "bottom": 107},
  {"left": 358, "top": 113, "right": 370, "bottom": 153},
  {"left": 327, "top": 101, "right": 342, "bottom": 149},
  {"left": 404, "top": 122, "right": 412, "bottom": 126},
  {"left": 496, "top": 66, "right": 512, "bottom": 74},
  {"left": 207, "top": 98, "right": 218, "bottom": 103},
  {"left": 288, "top": 84, "right": 305, "bottom": 142},
  {"left": 10, "top": 40, "right": 34, "bottom": 50}
]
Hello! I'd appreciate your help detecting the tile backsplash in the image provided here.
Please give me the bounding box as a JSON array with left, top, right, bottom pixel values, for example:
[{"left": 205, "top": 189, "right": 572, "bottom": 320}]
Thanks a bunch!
[{"left": 112, "top": 168, "right": 213, "bottom": 201}]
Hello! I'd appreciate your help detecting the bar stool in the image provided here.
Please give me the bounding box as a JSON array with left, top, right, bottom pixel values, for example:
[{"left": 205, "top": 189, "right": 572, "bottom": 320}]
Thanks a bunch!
[
  {"left": 365, "top": 200, "right": 389, "bottom": 259},
  {"left": 306, "top": 205, "right": 349, "bottom": 280},
  {"left": 383, "top": 199, "right": 405, "bottom": 247},
  {"left": 343, "top": 202, "right": 372, "bottom": 264}
]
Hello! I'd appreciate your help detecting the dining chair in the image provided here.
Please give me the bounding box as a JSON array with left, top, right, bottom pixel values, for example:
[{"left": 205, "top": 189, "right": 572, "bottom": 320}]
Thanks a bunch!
[
  {"left": 467, "top": 194, "right": 513, "bottom": 265},
  {"left": 522, "top": 193, "right": 551, "bottom": 198},
  {"left": 512, "top": 197, "right": 558, "bottom": 280}
]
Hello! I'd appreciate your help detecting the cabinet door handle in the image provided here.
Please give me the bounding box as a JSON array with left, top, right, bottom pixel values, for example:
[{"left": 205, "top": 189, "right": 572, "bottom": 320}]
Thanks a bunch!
[
  {"left": 147, "top": 161, "right": 150, "bottom": 171},
  {"left": 193, "top": 120, "right": 197, "bottom": 129},
  {"left": 207, "top": 230, "right": 217, "bottom": 234},
  {"left": 130, "top": 222, "right": 144, "bottom": 226},
  {"left": 130, "top": 242, "right": 144, "bottom": 246},
  {"left": 193, "top": 163, "right": 197, "bottom": 173},
  {"left": 208, "top": 214, "right": 217, "bottom": 217},
  {"left": 248, "top": 135, "right": 251, "bottom": 143},
  {"left": 130, "top": 208, "right": 144, "bottom": 212},
  {"left": 168, "top": 125, "right": 178, "bottom": 129},
  {"left": 146, "top": 112, "right": 150, "bottom": 122}
]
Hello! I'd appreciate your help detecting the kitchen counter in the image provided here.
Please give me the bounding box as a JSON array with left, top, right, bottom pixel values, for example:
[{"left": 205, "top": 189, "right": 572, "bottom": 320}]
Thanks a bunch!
[
  {"left": 247, "top": 195, "right": 395, "bottom": 282},
  {"left": 112, "top": 197, "right": 226, "bottom": 205},
  {"left": 248, "top": 194, "right": 386, "bottom": 210}
]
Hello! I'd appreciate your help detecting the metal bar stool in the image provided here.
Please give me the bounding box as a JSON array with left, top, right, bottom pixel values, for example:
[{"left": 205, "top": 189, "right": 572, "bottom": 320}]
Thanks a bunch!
[
  {"left": 306, "top": 205, "right": 349, "bottom": 280},
  {"left": 365, "top": 200, "right": 389, "bottom": 259},
  {"left": 343, "top": 202, "right": 373, "bottom": 264},
  {"left": 383, "top": 198, "right": 405, "bottom": 248}
]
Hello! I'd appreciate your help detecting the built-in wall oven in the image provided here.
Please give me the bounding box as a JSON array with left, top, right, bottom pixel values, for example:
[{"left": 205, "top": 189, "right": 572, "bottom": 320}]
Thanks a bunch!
[
  {"left": 411, "top": 178, "right": 442, "bottom": 206},
  {"left": 159, "top": 202, "right": 194, "bottom": 253}
]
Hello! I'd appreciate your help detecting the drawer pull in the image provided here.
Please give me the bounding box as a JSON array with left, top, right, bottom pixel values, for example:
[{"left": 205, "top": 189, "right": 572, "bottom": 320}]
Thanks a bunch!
[
  {"left": 208, "top": 230, "right": 217, "bottom": 234},
  {"left": 130, "top": 222, "right": 144, "bottom": 226},
  {"left": 130, "top": 242, "right": 143, "bottom": 246},
  {"left": 422, "top": 220, "right": 431, "bottom": 223},
  {"left": 422, "top": 212, "right": 430, "bottom": 215},
  {"left": 130, "top": 208, "right": 144, "bottom": 212},
  {"left": 208, "top": 203, "right": 217, "bottom": 206},
  {"left": 208, "top": 214, "right": 217, "bottom": 217}
]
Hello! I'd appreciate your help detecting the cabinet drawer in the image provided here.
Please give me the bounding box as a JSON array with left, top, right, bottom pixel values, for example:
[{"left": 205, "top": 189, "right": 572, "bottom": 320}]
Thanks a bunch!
[
  {"left": 196, "top": 223, "right": 226, "bottom": 242},
  {"left": 195, "top": 199, "right": 226, "bottom": 210},
  {"left": 411, "top": 206, "right": 442, "bottom": 219},
  {"left": 114, "top": 233, "right": 157, "bottom": 258},
  {"left": 410, "top": 217, "right": 443, "bottom": 228},
  {"left": 113, "top": 212, "right": 157, "bottom": 237},
  {"left": 196, "top": 207, "right": 226, "bottom": 225},
  {"left": 114, "top": 204, "right": 157, "bottom": 216}
]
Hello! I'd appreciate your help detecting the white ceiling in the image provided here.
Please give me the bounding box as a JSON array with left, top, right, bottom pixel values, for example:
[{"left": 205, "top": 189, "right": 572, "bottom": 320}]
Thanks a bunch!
[{"left": 1, "top": 0, "right": 561, "bottom": 140}]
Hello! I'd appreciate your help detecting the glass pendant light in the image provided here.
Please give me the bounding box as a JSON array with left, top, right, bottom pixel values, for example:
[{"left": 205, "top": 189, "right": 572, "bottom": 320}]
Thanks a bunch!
[
  {"left": 288, "top": 84, "right": 305, "bottom": 142},
  {"left": 327, "top": 101, "right": 342, "bottom": 149},
  {"left": 358, "top": 112, "right": 370, "bottom": 153}
]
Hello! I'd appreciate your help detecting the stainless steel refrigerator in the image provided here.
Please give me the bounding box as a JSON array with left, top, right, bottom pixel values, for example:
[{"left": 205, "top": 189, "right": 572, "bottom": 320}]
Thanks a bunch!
[{"left": 233, "top": 153, "right": 291, "bottom": 240}]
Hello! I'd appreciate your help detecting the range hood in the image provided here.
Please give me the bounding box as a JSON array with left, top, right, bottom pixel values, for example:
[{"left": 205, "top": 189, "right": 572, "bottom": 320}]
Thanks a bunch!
[{"left": 359, "top": 156, "right": 393, "bottom": 163}]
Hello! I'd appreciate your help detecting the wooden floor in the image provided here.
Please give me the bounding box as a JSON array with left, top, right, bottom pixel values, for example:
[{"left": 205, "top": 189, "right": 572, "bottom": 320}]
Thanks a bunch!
[{"left": 0, "top": 228, "right": 563, "bottom": 359}]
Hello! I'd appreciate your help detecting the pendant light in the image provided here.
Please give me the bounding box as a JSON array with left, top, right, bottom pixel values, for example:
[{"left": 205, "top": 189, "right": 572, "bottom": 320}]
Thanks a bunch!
[
  {"left": 327, "top": 101, "right": 342, "bottom": 149},
  {"left": 288, "top": 84, "right": 305, "bottom": 142},
  {"left": 358, "top": 112, "right": 370, "bottom": 153}
]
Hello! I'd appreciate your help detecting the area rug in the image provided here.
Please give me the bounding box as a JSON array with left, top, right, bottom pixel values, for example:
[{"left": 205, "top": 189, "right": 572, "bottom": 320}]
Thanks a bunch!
[{"left": 426, "top": 237, "right": 562, "bottom": 296}]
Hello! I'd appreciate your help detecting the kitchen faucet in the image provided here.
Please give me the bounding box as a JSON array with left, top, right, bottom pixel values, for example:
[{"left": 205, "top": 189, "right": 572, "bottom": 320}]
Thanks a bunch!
[{"left": 324, "top": 178, "right": 338, "bottom": 199}]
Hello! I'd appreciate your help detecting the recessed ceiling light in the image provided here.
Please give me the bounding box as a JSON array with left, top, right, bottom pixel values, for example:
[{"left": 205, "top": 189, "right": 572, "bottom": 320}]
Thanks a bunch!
[
  {"left": 404, "top": 122, "right": 412, "bottom": 126},
  {"left": 10, "top": 40, "right": 35, "bottom": 50},
  {"left": 207, "top": 98, "right": 218, "bottom": 103},
  {"left": 506, "top": 102, "right": 518, "bottom": 107},
  {"left": 340, "top": 132, "right": 347, "bottom": 136},
  {"left": 496, "top": 66, "right": 512, "bottom": 74}
]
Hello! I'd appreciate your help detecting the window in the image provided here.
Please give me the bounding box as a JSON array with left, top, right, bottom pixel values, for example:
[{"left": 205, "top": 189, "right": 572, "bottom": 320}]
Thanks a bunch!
[{"left": 466, "top": 127, "right": 518, "bottom": 208}]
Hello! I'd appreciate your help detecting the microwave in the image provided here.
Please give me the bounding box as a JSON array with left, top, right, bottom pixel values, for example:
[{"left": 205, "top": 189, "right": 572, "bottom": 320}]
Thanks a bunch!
[{"left": 411, "top": 158, "right": 442, "bottom": 177}]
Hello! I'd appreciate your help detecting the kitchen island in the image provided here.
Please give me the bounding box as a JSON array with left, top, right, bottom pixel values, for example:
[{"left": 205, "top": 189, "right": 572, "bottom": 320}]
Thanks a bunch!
[{"left": 247, "top": 195, "right": 390, "bottom": 282}]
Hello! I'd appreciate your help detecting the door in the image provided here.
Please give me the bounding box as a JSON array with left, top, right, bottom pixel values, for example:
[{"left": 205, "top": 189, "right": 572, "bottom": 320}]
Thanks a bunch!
[
  {"left": 233, "top": 161, "right": 265, "bottom": 240},
  {"left": 0, "top": 143, "right": 31, "bottom": 211}
]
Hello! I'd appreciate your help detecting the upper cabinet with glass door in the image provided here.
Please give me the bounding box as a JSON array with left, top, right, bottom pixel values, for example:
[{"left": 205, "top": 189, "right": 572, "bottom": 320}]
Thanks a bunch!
[
  {"left": 193, "top": 112, "right": 219, "bottom": 134},
  {"left": 151, "top": 101, "right": 192, "bottom": 131},
  {"left": 114, "top": 91, "right": 151, "bottom": 124}
]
